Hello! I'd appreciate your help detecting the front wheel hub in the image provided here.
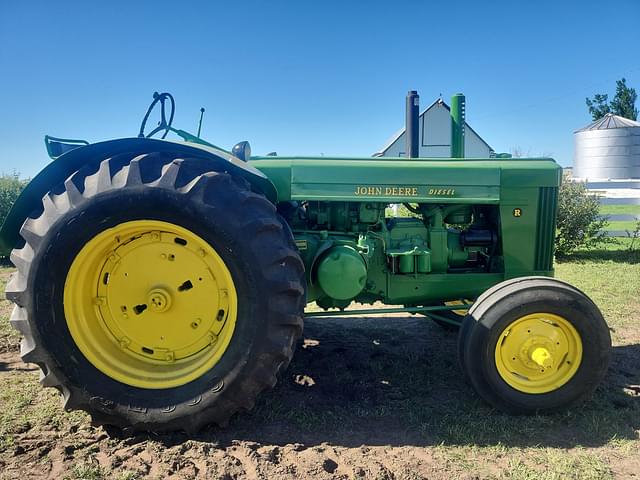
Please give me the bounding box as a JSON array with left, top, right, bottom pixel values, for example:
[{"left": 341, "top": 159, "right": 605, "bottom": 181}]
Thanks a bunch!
[
  {"left": 64, "top": 220, "right": 238, "bottom": 389},
  {"left": 530, "top": 346, "right": 553, "bottom": 369}
]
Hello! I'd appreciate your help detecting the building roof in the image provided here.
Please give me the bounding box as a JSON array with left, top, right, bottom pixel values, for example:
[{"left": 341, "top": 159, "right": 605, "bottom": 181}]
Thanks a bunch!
[
  {"left": 375, "top": 97, "right": 494, "bottom": 155},
  {"left": 576, "top": 113, "right": 640, "bottom": 132}
]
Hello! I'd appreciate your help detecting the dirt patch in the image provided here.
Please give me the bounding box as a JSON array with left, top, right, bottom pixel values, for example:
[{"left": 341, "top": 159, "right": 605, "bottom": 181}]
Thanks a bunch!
[
  {"left": 0, "top": 315, "right": 638, "bottom": 479},
  {"left": 0, "top": 351, "right": 36, "bottom": 373}
]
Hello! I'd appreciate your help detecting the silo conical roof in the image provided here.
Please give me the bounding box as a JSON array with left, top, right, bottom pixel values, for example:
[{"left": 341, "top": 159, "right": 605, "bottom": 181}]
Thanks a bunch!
[{"left": 576, "top": 113, "right": 640, "bottom": 132}]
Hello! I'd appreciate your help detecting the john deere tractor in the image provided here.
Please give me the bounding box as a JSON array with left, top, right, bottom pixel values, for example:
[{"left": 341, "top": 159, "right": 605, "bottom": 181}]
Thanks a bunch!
[{"left": 0, "top": 91, "right": 611, "bottom": 432}]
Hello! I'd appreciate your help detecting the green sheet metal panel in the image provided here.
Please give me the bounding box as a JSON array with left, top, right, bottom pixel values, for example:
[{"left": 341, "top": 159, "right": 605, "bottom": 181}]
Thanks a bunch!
[
  {"left": 499, "top": 187, "right": 540, "bottom": 275},
  {"left": 250, "top": 157, "right": 560, "bottom": 204}
]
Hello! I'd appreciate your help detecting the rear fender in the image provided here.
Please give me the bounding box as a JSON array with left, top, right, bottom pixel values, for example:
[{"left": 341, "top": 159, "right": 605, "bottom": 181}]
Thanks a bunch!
[{"left": 0, "top": 137, "right": 278, "bottom": 254}]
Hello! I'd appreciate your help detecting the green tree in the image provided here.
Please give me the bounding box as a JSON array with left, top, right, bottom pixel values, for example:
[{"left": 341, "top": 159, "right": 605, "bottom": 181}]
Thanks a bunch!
[
  {"left": 585, "top": 93, "right": 611, "bottom": 120},
  {"left": 586, "top": 78, "right": 638, "bottom": 121},
  {"left": 610, "top": 78, "right": 638, "bottom": 120}
]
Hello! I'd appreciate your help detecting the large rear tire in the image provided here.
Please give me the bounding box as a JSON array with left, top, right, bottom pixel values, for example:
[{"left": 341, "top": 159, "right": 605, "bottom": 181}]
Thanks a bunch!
[
  {"left": 459, "top": 277, "right": 611, "bottom": 413},
  {"left": 6, "top": 152, "right": 306, "bottom": 432}
]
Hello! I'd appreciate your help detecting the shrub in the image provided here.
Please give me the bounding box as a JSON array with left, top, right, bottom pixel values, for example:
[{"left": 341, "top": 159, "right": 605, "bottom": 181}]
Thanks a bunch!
[
  {"left": 555, "top": 181, "right": 609, "bottom": 258},
  {"left": 0, "top": 173, "right": 27, "bottom": 228},
  {"left": 625, "top": 220, "right": 640, "bottom": 257}
]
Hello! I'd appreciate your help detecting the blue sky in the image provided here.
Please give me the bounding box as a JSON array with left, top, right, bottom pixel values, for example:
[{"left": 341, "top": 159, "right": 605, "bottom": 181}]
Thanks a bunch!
[{"left": 0, "top": 0, "right": 638, "bottom": 177}]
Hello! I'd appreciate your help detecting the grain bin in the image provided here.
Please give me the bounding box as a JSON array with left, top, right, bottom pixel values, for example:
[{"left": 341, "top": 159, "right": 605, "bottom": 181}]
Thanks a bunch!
[{"left": 573, "top": 113, "right": 640, "bottom": 180}]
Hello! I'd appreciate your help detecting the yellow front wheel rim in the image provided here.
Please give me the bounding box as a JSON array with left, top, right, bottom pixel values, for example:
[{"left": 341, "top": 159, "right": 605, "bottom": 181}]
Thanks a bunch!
[
  {"left": 64, "top": 220, "right": 238, "bottom": 389},
  {"left": 494, "top": 313, "right": 582, "bottom": 394}
]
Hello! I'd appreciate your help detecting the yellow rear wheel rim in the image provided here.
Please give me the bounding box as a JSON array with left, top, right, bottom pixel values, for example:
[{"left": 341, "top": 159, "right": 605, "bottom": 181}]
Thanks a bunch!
[
  {"left": 494, "top": 313, "right": 582, "bottom": 394},
  {"left": 64, "top": 220, "right": 238, "bottom": 389},
  {"left": 444, "top": 299, "right": 472, "bottom": 316}
]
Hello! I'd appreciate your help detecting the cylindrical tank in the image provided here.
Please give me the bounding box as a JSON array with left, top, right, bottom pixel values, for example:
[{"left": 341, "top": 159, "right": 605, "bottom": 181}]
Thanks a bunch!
[{"left": 573, "top": 114, "right": 640, "bottom": 179}]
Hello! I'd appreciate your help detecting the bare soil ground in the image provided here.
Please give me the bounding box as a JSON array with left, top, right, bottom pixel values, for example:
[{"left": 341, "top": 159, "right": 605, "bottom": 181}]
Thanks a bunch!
[{"left": 0, "top": 255, "right": 638, "bottom": 479}]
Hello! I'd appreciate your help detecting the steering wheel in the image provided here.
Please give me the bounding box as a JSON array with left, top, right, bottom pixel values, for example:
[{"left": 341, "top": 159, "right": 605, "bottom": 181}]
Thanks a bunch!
[{"left": 138, "top": 92, "right": 175, "bottom": 139}]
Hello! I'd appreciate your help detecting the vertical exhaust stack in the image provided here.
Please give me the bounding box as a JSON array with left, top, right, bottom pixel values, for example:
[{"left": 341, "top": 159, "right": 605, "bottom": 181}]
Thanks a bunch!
[
  {"left": 406, "top": 90, "right": 420, "bottom": 158},
  {"left": 450, "top": 93, "right": 466, "bottom": 158}
]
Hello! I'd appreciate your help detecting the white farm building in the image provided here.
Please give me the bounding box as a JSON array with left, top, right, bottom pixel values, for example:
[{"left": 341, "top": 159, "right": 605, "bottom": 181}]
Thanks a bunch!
[{"left": 375, "top": 98, "right": 494, "bottom": 158}]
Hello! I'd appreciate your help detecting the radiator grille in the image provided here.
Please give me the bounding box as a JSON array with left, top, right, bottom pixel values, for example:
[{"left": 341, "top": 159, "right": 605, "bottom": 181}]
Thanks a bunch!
[{"left": 535, "top": 187, "right": 558, "bottom": 271}]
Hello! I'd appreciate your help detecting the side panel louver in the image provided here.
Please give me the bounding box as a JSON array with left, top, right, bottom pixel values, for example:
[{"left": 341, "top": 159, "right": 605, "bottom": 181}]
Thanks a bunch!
[{"left": 535, "top": 186, "right": 558, "bottom": 271}]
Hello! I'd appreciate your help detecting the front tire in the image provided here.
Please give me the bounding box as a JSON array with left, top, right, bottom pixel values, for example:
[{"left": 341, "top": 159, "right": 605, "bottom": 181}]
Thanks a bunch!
[
  {"left": 459, "top": 277, "right": 611, "bottom": 413},
  {"left": 6, "top": 152, "right": 306, "bottom": 432}
]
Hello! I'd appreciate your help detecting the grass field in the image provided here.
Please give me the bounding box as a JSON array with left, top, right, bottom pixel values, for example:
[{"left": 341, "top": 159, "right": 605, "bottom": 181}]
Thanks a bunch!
[
  {"left": 605, "top": 220, "right": 639, "bottom": 231},
  {"left": 0, "top": 244, "right": 638, "bottom": 479},
  {"left": 600, "top": 205, "right": 640, "bottom": 233},
  {"left": 599, "top": 204, "right": 640, "bottom": 234},
  {"left": 599, "top": 204, "right": 640, "bottom": 217}
]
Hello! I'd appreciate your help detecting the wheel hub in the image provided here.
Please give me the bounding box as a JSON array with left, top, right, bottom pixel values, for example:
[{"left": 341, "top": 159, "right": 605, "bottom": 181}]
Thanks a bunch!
[
  {"left": 530, "top": 346, "right": 553, "bottom": 369},
  {"left": 148, "top": 288, "right": 172, "bottom": 313},
  {"left": 517, "top": 336, "right": 556, "bottom": 369},
  {"left": 64, "top": 220, "right": 238, "bottom": 389}
]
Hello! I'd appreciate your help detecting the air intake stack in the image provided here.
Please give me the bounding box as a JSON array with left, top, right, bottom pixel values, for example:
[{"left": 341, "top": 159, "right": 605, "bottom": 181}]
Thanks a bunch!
[
  {"left": 405, "top": 90, "right": 420, "bottom": 158},
  {"left": 450, "top": 93, "right": 466, "bottom": 158}
]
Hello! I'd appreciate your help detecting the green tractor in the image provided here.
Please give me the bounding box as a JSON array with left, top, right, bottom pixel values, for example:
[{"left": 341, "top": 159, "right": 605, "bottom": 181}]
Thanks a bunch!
[{"left": 0, "top": 91, "right": 611, "bottom": 432}]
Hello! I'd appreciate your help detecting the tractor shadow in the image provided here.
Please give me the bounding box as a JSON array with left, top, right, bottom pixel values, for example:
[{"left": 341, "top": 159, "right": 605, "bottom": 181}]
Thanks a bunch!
[
  {"left": 0, "top": 257, "right": 13, "bottom": 268},
  {"left": 559, "top": 248, "right": 640, "bottom": 264},
  {"left": 156, "top": 316, "right": 640, "bottom": 450}
]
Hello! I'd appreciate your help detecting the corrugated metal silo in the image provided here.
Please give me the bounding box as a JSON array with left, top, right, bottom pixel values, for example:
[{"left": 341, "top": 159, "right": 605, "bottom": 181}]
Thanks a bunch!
[{"left": 573, "top": 113, "right": 640, "bottom": 179}]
